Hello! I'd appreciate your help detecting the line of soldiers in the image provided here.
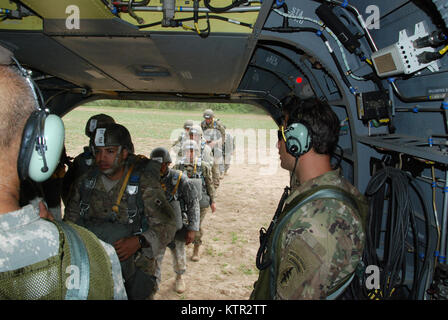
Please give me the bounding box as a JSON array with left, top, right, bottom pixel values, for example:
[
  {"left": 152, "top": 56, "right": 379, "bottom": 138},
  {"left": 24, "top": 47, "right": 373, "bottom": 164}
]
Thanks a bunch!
[
  {"left": 48, "top": 109, "right": 232, "bottom": 299},
  {"left": 172, "top": 109, "right": 234, "bottom": 189}
]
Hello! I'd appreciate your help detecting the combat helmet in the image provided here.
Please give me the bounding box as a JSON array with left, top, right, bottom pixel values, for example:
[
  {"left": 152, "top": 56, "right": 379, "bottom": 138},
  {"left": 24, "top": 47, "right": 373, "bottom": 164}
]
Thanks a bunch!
[
  {"left": 92, "top": 123, "right": 134, "bottom": 154},
  {"left": 150, "top": 147, "right": 172, "bottom": 163},
  {"left": 183, "top": 120, "right": 194, "bottom": 130},
  {"left": 203, "top": 109, "right": 214, "bottom": 119},
  {"left": 189, "top": 124, "right": 203, "bottom": 137},
  {"left": 85, "top": 113, "right": 115, "bottom": 138}
]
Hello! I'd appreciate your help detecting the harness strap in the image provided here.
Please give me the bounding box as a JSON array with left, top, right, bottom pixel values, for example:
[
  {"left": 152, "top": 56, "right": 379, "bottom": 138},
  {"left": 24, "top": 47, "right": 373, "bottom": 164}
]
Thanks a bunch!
[
  {"left": 112, "top": 163, "right": 136, "bottom": 214},
  {"left": 326, "top": 273, "right": 355, "bottom": 300},
  {"left": 172, "top": 171, "right": 183, "bottom": 196},
  {"left": 79, "top": 169, "right": 98, "bottom": 218},
  {"left": 55, "top": 221, "right": 90, "bottom": 300}
]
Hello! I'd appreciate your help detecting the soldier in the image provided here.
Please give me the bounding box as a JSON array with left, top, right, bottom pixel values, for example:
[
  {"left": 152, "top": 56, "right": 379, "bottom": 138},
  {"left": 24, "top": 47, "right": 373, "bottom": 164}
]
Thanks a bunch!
[
  {"left": 201, "top": 109, "right": 226, "bottom": 188},
  {"left": 222, "top": 132, "right": 235, "bottom": 175},
  {"left": 189, "top": 124, "right": 213, "bottom": 169},
  {"left": 0, "top": 47, "right": 127, "bottom": 299},
  {"left": 174, "top": 140, "right": 216, "bottom": 262},
  {"left": 172, "top": 119, "right": 194, "bottom": 157},
  {"left": 150, "top": 147, "right": 200, "bottom": 294},
  {"left": 64, "top": 123, "right": 177, "bottom": 300},
  {"left": 251, "top": 97, "right": 367, "bottom": 300},
  {"left": 63, "top": 113, "right": 115, "bottom": 204}
]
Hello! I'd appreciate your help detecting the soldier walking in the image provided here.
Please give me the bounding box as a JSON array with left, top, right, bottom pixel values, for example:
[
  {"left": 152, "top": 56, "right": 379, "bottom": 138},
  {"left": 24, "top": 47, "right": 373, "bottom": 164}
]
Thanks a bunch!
[
  {"left": 150, "top": 147, "right": 200, "bottom": 293},
  {"left": 174, "top": 140, "right": 216, "bottom": 262}
]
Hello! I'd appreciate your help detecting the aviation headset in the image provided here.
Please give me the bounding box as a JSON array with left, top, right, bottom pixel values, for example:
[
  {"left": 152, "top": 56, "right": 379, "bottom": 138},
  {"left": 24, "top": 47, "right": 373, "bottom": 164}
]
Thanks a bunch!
[
  {"left": 12, "top": 57, "right": 65, "bottom": 182},
  {"left": 281, "top": 122, "right": 312, "bottom": 158},
  {"left": 279, "top": 97, "right": 312, "bottom": 158}
]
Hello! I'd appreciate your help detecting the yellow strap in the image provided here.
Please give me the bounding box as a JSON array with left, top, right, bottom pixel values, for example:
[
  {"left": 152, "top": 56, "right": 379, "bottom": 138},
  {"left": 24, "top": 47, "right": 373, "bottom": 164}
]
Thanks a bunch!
[
  {"left": 193, "top": 158, "right": 197, "bottom": 174},
  {"left": 194, "top": 22, "right": 201, "bottom": 34},
  {"left": 112, "top": 163, "right": 136, "bottom": 214},
  {"left": 439, "top": 45, "right": 448, "bottom": 56},
  {"left": 172, "top": 171, "right": 183, "bottom": 196},
  {"left": 182, "top": 24, "right": 195, "bottom": 32}
]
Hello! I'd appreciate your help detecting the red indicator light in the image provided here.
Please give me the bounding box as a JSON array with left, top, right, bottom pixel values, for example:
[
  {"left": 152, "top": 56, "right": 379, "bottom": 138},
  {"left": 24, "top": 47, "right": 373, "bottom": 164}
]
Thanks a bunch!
[{"left": 296, "top": 77, "right": 303, "bottom": 84}]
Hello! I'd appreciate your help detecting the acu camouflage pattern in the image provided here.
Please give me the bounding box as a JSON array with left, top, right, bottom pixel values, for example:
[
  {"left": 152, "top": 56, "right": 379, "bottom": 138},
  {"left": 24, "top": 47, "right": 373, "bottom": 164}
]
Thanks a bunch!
[
  {"left": 174, "top": 157, "right": 215, "bottom": 204},
  {"left": 253, "top": 169, "right": 366, "bottom": 300},
  {"left": 0, "top": 204, "right": 127, "bottom": 299},
  {"left": 174, "top": 157, "right": 215, "bottom": 246},
  {"left": 161, "top": 168, "right": 200, "bottom": 232}
]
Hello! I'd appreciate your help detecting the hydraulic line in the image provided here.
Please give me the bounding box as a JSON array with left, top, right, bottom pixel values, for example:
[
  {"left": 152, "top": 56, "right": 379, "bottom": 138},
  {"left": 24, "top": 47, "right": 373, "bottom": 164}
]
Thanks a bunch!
[
  {"left": 387, "top": 78, "right": 446, "bottom": 103},
  {"left": 440, "top": 169, "right": 448, "bottom": 264},
  {"left": 317, "top": 0, "right": 379, "bottom": 52},
  {"left": 443, "top": 97, "right": 448, "bottom": 133},
  {"left": 272, "top": 8, "right": 366, "bottom": 82},
  {"left": 128, "top": 0, "right": 145, "bottom": 24},
  {"left": 431, "top": 165, "right": 441, "bottom": 265},
  {"left": 203, "top": 0, "right": 249, "bottom": 13},
  {"left": 263, "top": 25, "right": 357, "bottom": 95},
  {"left": 137, "top": 14, "right": 253, "bottom": 29},
  {"left": 132, "top": 6, "right": 261, "bottom": 12}
]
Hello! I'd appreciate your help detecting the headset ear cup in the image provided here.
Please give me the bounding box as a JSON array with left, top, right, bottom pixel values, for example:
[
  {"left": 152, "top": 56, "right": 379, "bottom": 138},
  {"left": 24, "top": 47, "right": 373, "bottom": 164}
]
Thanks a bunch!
[
  {"left": 286, "top": 137, "right": 301, "bottom": 157},
  {"left": 284, "top": 123, "right": 311, "bottom": 157},
  {"left": 17, "top": 110, "right": 41, "bottom": 181},
  {"left": 27, "top": 114, "right": 65, "bottom": 182}
]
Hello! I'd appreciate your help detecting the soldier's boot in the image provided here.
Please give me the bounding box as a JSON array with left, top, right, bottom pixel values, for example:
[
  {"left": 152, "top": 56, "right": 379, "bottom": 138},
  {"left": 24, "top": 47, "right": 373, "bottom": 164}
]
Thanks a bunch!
[
  {"left": 191, "top": 244, "right": 200, "bottom": 262},
  {"left": 175, "top": 274, "right": 186, "bottom": 294}
]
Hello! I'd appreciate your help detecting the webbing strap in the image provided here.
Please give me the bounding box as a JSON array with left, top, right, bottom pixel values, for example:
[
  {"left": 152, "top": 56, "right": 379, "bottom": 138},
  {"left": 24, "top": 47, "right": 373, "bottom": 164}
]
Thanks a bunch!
[
  {"left": 326, "top": 273, "right": 355, "bottom": 300},
  {"left": 57, "top": 222, "right": 90, "bottom": 300},
  {"left": 172, "top": 171, "right": 183, "bottom": 196},
  {"left": 112, "top": 163, "right": 135, "bottom": 214}
]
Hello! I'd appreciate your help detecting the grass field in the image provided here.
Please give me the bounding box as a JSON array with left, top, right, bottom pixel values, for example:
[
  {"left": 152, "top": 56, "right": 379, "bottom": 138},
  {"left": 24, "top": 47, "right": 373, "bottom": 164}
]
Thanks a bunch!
[{"left": 62, "top": 105, "right": 278, "bottom": 158}]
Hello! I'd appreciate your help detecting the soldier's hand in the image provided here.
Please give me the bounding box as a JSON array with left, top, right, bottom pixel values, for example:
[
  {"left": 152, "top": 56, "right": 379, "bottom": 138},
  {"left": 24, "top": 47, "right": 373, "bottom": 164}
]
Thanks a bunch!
[
  {"left": 38, "top": 201, "right": 54, "bottom": 221},
  {"left": 210, "top": 202, "right": 216, "bottom": 213},
  {"left": 185, "top": 230, "right": 195, "bottom": 245},
  {"left": 113, "top": 236, "right": 140, "bottom": 262}
]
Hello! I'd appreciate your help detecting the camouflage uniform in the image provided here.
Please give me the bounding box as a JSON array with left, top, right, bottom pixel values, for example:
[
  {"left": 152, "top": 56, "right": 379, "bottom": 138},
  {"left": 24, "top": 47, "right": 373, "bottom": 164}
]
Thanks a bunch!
[
  {"left": 64, "top": 154, "right": 177, "bottom": 299},
  {"left": 172, "top": 120, "right": 194, "bottom": 158},
  {"left": 174, "top": 155, "right": 215, "bottom": 247},
  {"left": 151, "top": 168, "right": 200, "bottom": 284},
  {"left": 201, "top": 116, "right": 226, "bottom": 188},
  {"left": 251, "top": 169, "right": 366, "bottom": 300},
  {"left": 0, "top": 203, "right": 127, "bottom": 299}
]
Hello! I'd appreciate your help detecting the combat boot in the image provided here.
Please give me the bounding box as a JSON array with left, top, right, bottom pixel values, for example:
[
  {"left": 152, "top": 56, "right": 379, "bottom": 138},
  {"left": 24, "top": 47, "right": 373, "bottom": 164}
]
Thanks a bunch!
[
  {"left": 191, "top": 244, "right": 200, "bottom": 262},
  {"left": 175, "top": 274, "right": 186, "bottom": 293}
]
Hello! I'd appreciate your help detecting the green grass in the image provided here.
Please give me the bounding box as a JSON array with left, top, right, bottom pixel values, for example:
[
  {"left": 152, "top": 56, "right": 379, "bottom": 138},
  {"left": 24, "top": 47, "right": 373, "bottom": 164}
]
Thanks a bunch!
[
  {"left": 62, "top": 105, "right": 277, "bottom": 156},
  {"left": 85, "top": 99, "right": 269, "bottom": 115}
]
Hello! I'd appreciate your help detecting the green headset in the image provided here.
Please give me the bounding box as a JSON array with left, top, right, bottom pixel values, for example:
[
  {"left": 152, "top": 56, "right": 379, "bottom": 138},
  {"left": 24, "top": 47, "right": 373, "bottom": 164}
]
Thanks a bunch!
[
  {"left": 281, "top": 122, "right": 312, "bottom": 158},
  {"left": 13, "top": 58, "right": 65, "bottom": 183}
]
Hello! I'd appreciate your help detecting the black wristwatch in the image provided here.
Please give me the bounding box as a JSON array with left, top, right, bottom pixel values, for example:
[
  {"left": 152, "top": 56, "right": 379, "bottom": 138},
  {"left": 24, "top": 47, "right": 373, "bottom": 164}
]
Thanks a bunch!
[{"left": 138, "top": 234, "right": 148, "bottom": 248}]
